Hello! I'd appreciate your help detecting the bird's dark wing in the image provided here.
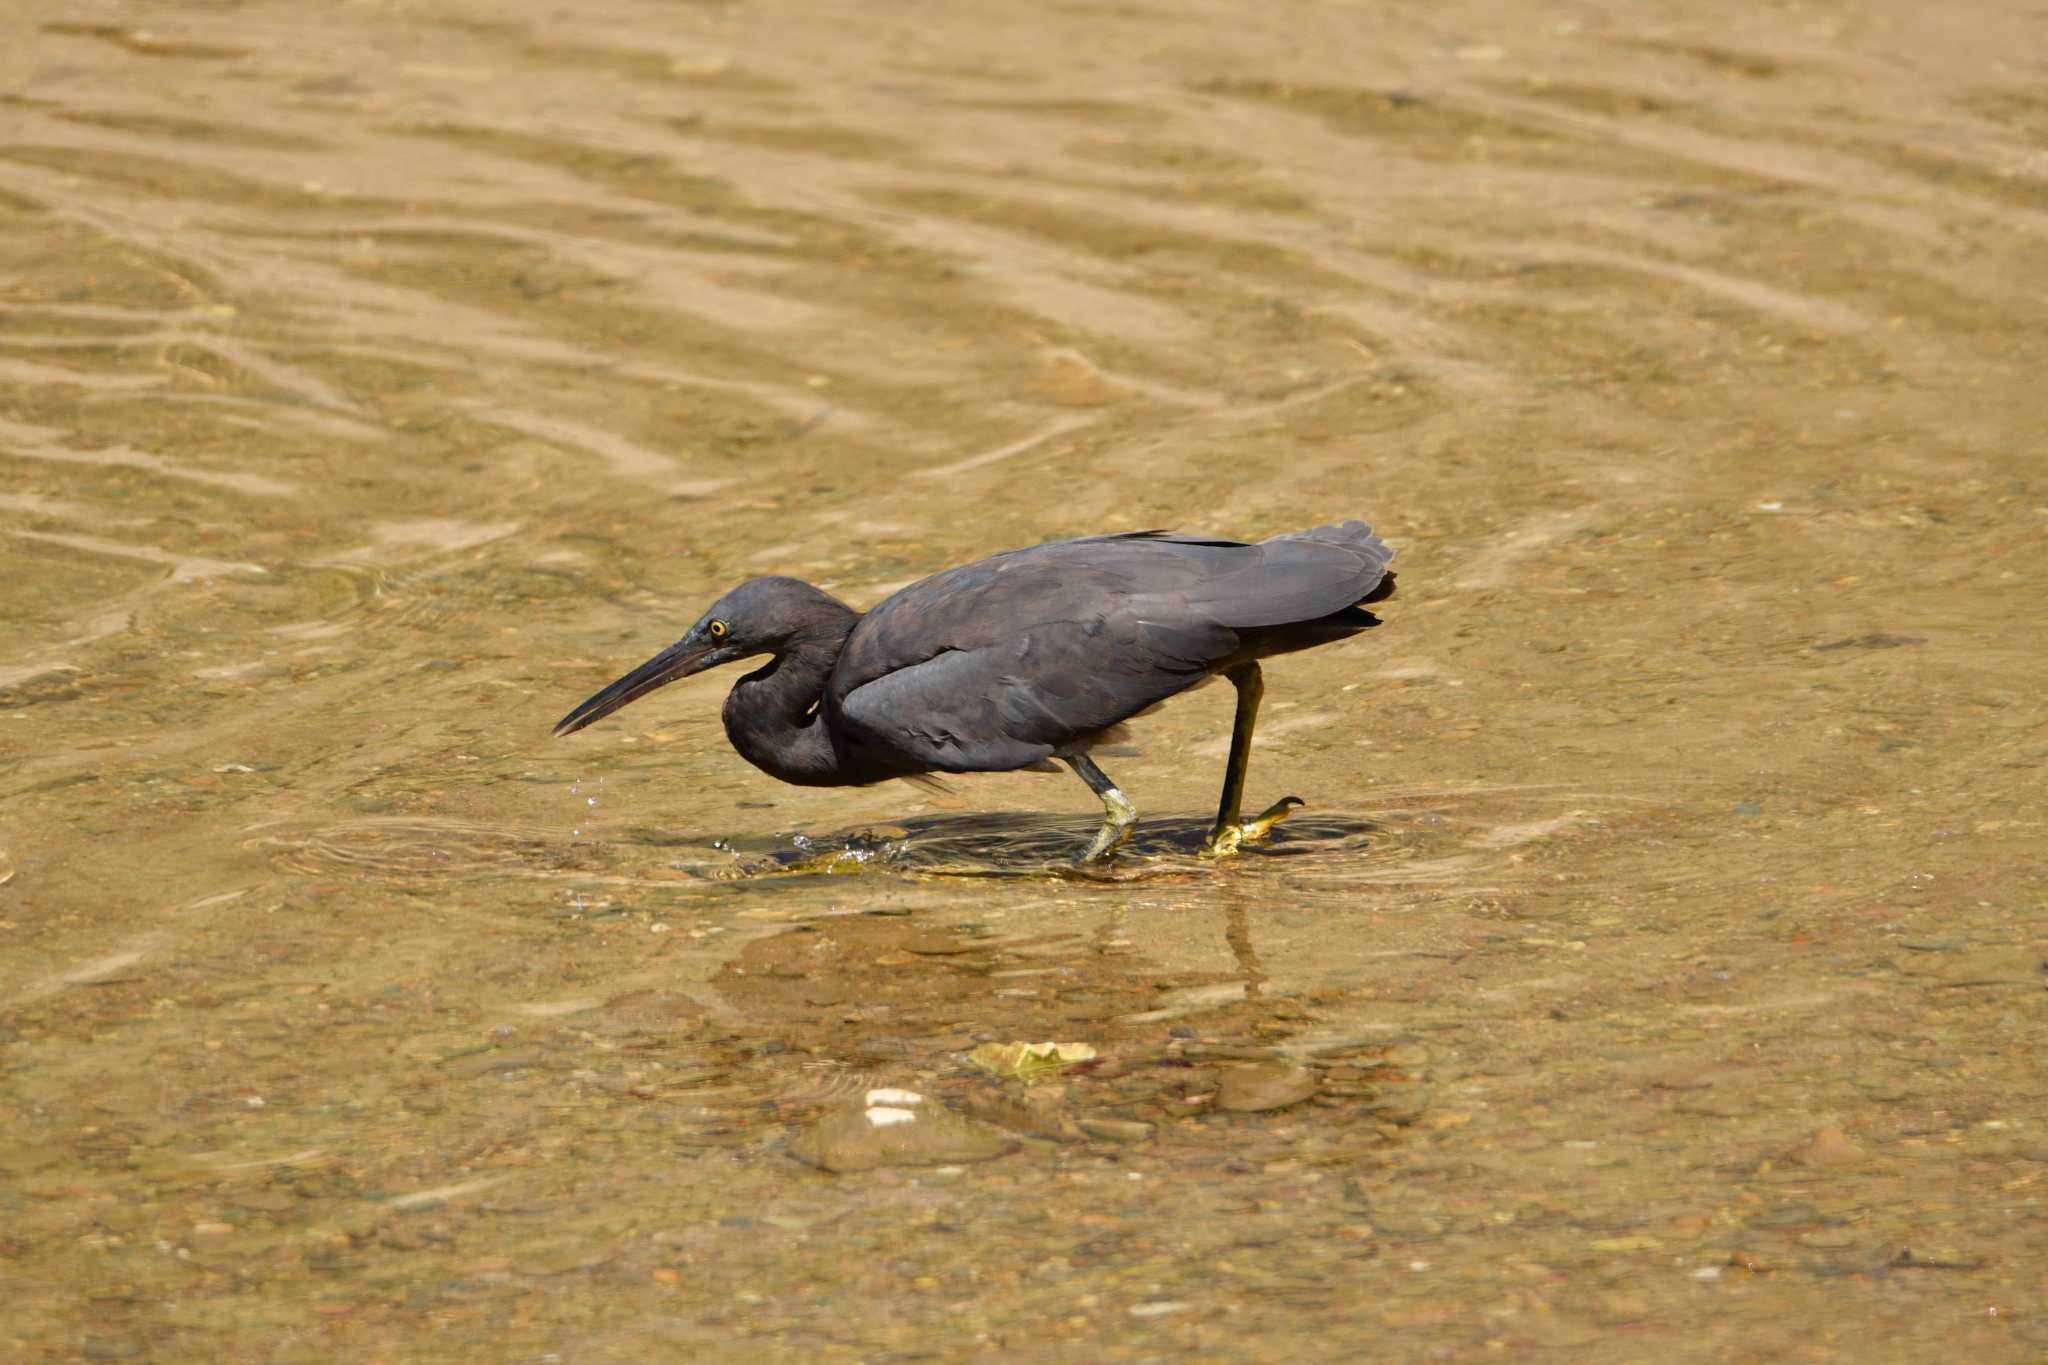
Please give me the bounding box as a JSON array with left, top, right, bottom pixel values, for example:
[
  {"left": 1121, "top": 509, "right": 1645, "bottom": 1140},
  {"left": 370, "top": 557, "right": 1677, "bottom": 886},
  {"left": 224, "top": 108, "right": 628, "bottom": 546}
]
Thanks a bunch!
[
  {"left": 1190, "top": 520, "right": 1395, "bottom": 625},
  {"left": 828, "top": 523, "right": 1391, "bottom": 773},
  {"left": 832, "top": 601, "right": 1232, "bottom": 772}
]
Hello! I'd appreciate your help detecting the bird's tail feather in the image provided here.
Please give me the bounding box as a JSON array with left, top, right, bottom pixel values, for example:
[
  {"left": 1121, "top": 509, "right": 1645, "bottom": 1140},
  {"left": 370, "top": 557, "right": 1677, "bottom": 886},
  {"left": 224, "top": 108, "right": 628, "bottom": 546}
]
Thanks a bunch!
[
  {"left": 1271, "top": 519, "right": 1395, "bottom": 574},
  {"left": 1188, "top": 520, "right": 1395, "bottom": 629}
]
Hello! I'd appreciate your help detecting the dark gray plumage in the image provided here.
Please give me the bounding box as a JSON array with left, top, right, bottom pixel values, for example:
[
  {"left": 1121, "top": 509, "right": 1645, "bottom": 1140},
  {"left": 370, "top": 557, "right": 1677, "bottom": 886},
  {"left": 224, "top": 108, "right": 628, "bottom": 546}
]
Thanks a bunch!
[{"left": 554, "top": 521, "right": 1395, "bottom": 861}]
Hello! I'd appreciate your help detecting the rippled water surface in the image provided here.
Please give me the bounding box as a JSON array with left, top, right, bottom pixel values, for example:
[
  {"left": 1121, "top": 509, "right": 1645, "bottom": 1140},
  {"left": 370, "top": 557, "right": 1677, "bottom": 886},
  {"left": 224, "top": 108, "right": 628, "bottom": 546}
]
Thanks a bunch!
[{"left": 3, "top": 1, "right": 2045, "bottom": 1359}]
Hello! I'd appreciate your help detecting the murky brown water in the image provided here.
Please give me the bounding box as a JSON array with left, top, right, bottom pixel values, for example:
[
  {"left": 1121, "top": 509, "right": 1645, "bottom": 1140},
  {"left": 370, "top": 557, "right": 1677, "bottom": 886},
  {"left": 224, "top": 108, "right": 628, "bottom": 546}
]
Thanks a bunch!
[{"left": 4, "top": 0, "right": 2046, "bottom": 1358}]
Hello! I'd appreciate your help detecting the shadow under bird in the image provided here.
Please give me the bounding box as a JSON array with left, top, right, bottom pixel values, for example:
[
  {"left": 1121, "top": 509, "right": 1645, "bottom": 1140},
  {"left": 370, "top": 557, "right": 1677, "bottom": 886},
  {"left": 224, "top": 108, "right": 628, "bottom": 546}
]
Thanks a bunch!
[{"left": 553, "top": 522, "right": 1395, "bottom": 862}]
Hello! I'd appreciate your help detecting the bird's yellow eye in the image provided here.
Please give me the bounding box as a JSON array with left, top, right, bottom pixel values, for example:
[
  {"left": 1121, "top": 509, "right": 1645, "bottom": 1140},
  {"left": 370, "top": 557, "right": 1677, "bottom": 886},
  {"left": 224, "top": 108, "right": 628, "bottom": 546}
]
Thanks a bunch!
[{"left": 707, "top": 619, "right": 728, "bottom": 639}]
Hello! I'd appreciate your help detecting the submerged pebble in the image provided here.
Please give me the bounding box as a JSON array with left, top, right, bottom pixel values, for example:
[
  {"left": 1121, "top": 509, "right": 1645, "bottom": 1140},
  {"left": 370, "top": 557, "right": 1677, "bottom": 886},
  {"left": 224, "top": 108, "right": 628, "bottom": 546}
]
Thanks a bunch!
[
  {"left": 1077, "top": 1118, "right": 1154, "bottom": 1143},
  {"left": 1794, "top": 1125, "right": 1868, "bottom": 1168},
  {"left": 788, "top": 1091, "right": 1017, "bottom": 1172},
  {"left": 964, "top": 1082, "right": 1084, "bottom": 1140},
  {"left": 1216, "top": 1063, "right": 1319, "bottom": 1112}
]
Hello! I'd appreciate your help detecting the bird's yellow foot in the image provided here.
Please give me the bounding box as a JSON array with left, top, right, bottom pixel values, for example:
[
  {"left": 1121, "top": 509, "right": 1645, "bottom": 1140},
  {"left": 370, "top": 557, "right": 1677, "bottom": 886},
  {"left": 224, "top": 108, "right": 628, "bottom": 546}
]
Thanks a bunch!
[
  {"left": 1076, "top": 786, "right": 1139, "bottom": 864},
  {"left": 1200, "top": 796, "right": 1304, "bottom": 858}
]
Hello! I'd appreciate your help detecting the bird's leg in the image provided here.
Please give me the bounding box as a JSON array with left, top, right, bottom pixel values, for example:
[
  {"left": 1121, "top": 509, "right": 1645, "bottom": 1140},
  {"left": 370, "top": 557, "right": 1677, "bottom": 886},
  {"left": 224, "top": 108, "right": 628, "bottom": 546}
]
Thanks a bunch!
[
  {"left": 1064, "top": 754, "right": 1138, "bottom": 863},
  {"left": 1203, "top": 663, "right": 1304, "bottom": 858}
]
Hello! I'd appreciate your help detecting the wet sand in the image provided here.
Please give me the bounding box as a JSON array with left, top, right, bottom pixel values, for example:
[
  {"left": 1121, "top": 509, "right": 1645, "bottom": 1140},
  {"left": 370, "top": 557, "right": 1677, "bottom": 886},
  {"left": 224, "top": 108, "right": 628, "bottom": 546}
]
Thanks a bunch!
[{"left": 2, "top": 0, "right": 2045, "bottom": 1359}]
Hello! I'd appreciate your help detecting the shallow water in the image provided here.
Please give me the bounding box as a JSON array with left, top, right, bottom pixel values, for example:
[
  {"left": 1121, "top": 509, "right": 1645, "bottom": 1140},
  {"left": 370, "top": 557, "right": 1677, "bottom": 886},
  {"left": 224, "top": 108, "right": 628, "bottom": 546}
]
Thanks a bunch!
[{"left": 3, "top": 0, "right": 2046, "bottom": 1359}]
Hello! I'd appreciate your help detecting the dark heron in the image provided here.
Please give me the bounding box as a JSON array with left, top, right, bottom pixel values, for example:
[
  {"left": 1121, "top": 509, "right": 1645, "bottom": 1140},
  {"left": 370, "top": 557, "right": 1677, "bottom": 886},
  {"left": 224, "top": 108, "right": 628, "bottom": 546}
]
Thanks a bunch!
[{"left": 554, "top": 521, "right": 1395, "bottom": 862}]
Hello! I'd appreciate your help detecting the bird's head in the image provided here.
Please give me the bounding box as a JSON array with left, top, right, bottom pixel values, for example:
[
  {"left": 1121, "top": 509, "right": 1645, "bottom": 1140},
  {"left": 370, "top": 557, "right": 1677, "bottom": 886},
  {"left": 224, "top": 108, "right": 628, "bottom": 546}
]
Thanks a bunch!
[{"left": 552, "top": 577, "right": 853, "bottom": 737}]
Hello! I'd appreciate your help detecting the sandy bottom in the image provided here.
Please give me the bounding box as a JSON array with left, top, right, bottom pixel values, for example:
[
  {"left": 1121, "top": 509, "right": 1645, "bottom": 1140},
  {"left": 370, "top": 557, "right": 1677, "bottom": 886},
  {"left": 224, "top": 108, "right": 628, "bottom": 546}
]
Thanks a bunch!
[{"left": 2, "top": 1, "right": 2044, "bottom": 1359}]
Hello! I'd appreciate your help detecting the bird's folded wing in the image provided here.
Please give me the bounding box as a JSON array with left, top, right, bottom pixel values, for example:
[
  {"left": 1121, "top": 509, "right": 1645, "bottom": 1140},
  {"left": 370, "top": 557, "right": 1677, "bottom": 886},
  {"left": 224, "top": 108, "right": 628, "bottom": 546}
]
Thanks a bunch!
[
  {"left": 832, "top": 615, "right": 1233, "bottom": 773},
  {"left": 835, "top": 530, "right": 1387, "bottom": 689},
  {"left": 1207, "top": 520, "right": 1394, "bottom": 626},
  {"left": 827, "top": 525, "right": 1392, "bottom": 773}
]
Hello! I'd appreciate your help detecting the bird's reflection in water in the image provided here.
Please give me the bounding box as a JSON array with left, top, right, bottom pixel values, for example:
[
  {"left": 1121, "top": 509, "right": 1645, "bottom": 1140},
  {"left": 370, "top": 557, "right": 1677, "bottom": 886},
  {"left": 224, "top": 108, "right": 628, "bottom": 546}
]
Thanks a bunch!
[{"left": 713, "top": 811, "right": 1382, "bottom": 880}]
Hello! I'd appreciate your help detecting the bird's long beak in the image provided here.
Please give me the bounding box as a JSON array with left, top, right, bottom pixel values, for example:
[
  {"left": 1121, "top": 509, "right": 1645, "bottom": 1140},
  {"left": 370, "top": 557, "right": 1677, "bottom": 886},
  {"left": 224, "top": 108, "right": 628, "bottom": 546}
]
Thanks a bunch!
[{"left": 552, "top": 638, "right": 719, "bottom": 737}]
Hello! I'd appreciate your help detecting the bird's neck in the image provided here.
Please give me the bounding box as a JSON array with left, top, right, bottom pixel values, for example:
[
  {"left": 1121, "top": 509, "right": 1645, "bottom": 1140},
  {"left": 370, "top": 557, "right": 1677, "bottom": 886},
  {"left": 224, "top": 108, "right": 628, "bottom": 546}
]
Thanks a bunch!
[{"left": 721, "top": 614, "right": 857, "bottom": 786}]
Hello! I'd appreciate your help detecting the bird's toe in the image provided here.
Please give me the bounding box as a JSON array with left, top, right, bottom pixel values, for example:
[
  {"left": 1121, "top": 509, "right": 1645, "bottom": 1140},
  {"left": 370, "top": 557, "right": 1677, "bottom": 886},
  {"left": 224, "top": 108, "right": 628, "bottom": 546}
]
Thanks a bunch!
[
  {"left": 1246, "top": 796, "right": 1305, "bottom": 839},
  {"left": 1203, "top": 797, "right": 1305, "bottom": 858}
]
